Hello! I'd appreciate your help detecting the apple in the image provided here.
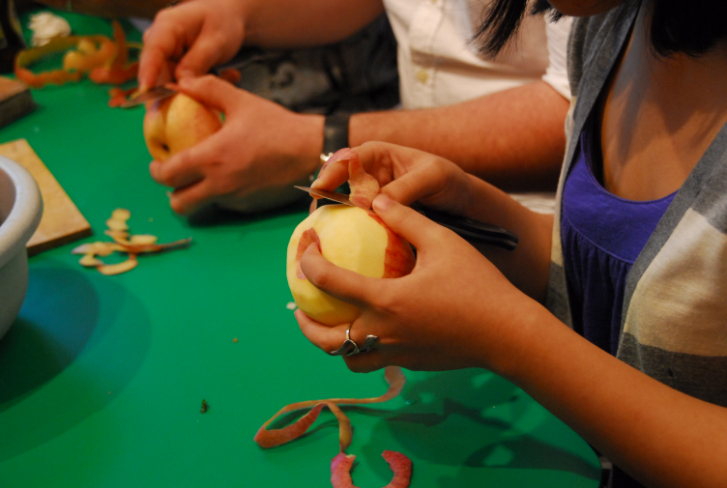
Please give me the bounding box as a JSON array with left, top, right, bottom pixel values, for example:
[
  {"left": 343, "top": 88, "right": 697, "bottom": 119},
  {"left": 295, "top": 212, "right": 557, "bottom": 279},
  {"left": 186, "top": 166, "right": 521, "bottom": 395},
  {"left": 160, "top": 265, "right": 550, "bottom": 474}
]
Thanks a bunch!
[
  {"left": 143, "top": 92, "right": 222, "bottom": 162},
  {"left": 287, "top": 204, "right": 416, "bottom": 326}
]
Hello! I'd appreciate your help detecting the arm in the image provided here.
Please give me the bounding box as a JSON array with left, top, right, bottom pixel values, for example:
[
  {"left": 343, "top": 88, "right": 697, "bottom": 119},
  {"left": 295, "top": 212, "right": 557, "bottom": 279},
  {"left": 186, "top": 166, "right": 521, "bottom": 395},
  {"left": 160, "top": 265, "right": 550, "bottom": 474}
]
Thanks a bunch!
[
  {"left": 297, "top": 195, "right": 727, "bottom": 488},
  {"left": 505, "top": 303, "right": 727, "bottom": 488},
  {"left": 351, "top": 81, "right": 569, "bottom": 192},
  {"left": 138, "top": 0, "right": 384, "bottom": 88},
  {"left": 33, "top": 0, "right": 168, "bottom": 19}
]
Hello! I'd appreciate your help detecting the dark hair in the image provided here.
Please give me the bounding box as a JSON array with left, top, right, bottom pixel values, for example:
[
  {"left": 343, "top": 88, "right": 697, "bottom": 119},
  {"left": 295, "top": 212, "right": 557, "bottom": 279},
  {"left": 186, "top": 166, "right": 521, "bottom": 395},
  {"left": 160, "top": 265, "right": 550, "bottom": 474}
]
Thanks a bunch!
[{"left": 476, "top": 0, "right": 727, "bottom": 58}]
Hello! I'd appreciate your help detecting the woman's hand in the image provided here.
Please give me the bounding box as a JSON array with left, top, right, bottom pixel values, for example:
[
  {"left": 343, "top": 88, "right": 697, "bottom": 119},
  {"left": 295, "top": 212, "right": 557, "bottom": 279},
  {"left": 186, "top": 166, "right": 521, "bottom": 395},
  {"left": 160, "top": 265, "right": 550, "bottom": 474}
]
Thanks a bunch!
[
  {"left": 148, "top": 75, "right": 324, "bottom": 214},
  {"left": 295, "top": 193, "right": 541, "bottom": 375},
  {"left": 138, "top": 0, "right": 247, "bottom": 89},
  {"left": 313, "top": 142, "right": 475, "bottom": 215}
]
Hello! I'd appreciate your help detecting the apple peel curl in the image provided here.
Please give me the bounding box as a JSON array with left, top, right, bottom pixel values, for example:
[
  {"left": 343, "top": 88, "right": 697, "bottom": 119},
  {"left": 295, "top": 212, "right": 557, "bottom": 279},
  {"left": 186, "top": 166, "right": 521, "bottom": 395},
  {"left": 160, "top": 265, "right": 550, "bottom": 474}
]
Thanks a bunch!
[
  {"left": 254, "top": 366, "right": 406, "bottom": 452},
  {"left": 15, "top": 20, "right": 139, "bottom": 91},
  {"left": 331, "top": 450, "right": 412, "bottom": 488},
  {"left": 324, "top": 148, "right": 381, "bottom": 210},
  {"left": 72, "top": 208, "right": 191, "bottom": 275}
]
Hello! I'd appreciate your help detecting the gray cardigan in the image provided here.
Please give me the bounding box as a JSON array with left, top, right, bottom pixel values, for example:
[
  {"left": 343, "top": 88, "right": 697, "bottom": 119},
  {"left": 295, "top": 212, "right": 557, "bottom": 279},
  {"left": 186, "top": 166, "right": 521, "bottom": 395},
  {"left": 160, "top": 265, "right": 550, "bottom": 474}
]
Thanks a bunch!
[{"left": 546, "top": 2, "right": 727, "bottom": 407}]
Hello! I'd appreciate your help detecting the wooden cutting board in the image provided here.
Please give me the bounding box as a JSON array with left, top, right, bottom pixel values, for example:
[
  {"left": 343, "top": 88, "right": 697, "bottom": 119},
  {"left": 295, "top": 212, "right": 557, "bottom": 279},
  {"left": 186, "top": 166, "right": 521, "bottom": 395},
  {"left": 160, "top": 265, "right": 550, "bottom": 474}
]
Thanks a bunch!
[
  {"left": 0, "top": 77, "right": 36, "bottom": 129},
  {"left": 0, "top": 139, "right": 92, "bottom": 256}
]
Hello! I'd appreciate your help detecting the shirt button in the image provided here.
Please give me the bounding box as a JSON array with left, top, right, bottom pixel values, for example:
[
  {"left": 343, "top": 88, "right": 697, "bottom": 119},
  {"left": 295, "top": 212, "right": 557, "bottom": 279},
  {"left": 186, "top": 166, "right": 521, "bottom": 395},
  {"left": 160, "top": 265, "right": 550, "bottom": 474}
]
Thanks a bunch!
[{"left": 416, "top": 69, "right": 429, "bottom": 83}]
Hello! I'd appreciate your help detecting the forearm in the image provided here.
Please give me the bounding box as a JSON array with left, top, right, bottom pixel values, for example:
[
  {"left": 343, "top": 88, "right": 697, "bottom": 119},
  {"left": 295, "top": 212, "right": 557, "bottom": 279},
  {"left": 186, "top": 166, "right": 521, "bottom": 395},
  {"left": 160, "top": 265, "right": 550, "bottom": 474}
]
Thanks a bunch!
[
  {"left": 351, "top": 81, "right": 569, "bottom": 192},
  {"left": 242, "top": 0, "right": 384, "bottom": 48},
  {"left": 459, "top": 175, "right": 553, "bottom": 300},
  {"left": 500, "top": 306, "right": 727, "bottom": 488},
  {"left": 35, "top": 0, "right": 168, "bottom": 18}
]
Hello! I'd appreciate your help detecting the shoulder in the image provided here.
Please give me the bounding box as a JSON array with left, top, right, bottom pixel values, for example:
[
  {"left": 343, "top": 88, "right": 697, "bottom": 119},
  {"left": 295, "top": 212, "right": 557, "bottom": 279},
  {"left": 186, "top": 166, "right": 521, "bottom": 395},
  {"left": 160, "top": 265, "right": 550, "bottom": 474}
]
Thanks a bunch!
[{"left": 567, "top": 4, "right": 638, "bottom": 97}]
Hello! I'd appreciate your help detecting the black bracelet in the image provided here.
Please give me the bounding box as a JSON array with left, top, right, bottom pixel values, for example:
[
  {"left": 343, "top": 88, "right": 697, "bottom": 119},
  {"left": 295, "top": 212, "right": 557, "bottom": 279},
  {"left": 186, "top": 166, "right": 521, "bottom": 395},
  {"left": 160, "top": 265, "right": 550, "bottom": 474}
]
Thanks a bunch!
[{"left": 322, "top": 112, "right": 351, "bottom": 158}]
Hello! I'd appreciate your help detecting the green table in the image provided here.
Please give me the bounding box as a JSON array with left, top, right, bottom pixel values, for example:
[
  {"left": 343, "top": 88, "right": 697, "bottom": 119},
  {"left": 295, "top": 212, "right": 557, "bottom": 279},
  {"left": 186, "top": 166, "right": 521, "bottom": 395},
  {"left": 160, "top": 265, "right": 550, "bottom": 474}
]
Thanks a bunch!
[{"left": 0, "top": 12, "right": 601, "bottom": 488}]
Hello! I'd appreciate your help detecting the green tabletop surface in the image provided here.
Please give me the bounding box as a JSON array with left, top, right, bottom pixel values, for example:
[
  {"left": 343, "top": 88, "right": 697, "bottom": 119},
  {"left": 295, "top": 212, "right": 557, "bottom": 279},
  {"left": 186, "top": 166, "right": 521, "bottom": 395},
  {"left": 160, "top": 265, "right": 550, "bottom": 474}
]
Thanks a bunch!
[{"left": 0, "top": 11, "right": 601, "bottom": 488}]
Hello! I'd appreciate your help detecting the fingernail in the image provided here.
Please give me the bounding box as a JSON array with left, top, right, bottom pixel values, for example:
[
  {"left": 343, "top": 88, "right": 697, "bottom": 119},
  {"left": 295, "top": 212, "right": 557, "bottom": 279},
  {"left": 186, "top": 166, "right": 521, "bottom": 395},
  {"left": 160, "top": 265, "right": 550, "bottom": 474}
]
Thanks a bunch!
[
  {"left": 373, "top": 193, "right": 393, "bottom": 212},
  {"left": 178, "top": 77, "right": 192, "bottom": 89}
]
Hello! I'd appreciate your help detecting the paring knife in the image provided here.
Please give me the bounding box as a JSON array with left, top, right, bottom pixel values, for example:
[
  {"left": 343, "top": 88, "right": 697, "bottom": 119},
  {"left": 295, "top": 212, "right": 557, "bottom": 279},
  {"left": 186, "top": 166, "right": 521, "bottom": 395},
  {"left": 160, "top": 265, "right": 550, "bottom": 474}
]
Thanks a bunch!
[
  {"left": 295, "top": 186, "right": 519, "bottom": 251},
  {"left": 120, "top": 85, "right": 177, "bottom": 108}
]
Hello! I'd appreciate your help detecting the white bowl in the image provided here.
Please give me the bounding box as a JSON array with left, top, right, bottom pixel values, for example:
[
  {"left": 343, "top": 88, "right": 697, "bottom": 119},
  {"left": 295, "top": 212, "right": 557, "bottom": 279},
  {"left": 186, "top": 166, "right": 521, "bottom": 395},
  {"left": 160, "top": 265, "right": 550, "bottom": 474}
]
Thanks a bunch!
[{"left": 0, "top": 155, "right": 42, "bottom": 340}]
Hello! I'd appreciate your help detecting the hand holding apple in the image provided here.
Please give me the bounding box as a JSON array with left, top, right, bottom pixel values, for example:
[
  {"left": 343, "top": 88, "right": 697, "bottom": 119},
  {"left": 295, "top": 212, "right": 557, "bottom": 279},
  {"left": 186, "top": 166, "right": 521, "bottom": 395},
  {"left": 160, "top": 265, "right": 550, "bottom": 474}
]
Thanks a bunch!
[
  {"left": 287, "top": 204, "right": 416, "bottom": 326},
  {"left": 295, "top": 193, "right": 538, "bottom": 376},
  {"left": 146, "top": 75, "right": 323, "bottom": 215},
  {"left": 143, "top": 91, "right": 223, "bottom": 162}
]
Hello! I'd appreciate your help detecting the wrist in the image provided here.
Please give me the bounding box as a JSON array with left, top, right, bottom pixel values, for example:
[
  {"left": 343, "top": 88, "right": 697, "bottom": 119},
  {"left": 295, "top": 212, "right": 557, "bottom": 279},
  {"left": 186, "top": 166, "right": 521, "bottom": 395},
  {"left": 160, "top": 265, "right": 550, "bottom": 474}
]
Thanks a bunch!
[{"left": 322, "top": 112, "right": 351, "bottom": 158}]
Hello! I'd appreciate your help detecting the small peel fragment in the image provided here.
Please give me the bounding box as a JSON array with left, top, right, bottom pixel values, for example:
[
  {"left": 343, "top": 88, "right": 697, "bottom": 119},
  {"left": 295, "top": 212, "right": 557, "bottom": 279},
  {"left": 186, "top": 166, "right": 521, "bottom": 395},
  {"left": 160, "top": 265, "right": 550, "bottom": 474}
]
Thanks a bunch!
[
  {"left": 331, "top": 451, "right": 412, "bottom": 488},
  {"left": 254, "top": 366, "right": 405, "bottom": 451}
]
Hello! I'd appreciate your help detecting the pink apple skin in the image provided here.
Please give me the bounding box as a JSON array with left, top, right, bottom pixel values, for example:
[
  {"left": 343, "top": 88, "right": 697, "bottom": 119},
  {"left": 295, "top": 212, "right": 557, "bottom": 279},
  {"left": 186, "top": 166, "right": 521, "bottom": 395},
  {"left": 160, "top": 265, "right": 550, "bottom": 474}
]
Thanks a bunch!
[
  {"left": 143, "top": 93, "right": 223, "bottom": 162},
  {"left": 287, "top": 205, "right": 416, "bottom": 326}
]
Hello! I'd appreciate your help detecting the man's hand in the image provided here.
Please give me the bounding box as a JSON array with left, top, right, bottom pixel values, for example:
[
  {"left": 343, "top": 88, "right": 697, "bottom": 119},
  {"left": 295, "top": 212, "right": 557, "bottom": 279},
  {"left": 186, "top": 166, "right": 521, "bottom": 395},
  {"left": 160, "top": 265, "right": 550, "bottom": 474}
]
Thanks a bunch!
[
  {"left": 138, "top": 0, "right": 246, "bottom": 89},
  {"left": 148, "top": 75, "right": 324, "bottom": 214}
]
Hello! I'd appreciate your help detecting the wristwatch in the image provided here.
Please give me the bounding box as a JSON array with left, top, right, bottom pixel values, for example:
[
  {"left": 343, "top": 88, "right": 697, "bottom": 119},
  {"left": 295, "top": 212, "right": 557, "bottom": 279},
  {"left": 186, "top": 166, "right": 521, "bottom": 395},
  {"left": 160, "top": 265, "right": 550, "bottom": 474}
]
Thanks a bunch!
[{"left": 321, "top": 112, "right": 351, "bottom": 163}]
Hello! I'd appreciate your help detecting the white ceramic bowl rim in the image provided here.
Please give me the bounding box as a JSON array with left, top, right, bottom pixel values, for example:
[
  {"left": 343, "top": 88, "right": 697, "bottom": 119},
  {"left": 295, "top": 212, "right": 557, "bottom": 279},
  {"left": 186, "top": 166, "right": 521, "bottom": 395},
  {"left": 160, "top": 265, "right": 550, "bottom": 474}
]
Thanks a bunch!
[{"left": 0, "top": 155, "right": 42, "bottom": 268}]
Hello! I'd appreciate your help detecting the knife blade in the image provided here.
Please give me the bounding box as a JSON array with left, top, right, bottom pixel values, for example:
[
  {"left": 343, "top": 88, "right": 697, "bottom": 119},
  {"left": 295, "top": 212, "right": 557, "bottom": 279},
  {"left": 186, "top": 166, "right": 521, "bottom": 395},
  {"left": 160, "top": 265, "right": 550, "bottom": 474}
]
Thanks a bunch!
[
  {"left": 295, "top": 185, "right": 519, "bottom": 250},
  {"left": 120, "top": 85, "right": 177, "bottom": 108}
]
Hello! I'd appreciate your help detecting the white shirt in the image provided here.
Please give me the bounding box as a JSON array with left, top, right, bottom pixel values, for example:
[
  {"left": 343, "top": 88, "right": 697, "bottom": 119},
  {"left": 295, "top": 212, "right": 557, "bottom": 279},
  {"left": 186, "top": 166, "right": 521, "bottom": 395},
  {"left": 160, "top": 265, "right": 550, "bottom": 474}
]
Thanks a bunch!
[{"left": 384, "top": 0, "right": 572, "bottom": 109}]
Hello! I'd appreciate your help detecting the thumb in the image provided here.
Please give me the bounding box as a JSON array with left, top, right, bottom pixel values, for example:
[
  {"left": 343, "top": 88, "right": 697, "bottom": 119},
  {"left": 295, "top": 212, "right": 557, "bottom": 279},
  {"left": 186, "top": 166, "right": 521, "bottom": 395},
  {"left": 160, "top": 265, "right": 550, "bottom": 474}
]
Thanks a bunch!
[
  {"left": 372, "top": 193, "right": 445, "bottom": 251},
  {"left": 177, "top": 75, "right": 239, "bottom": 112},
  {"left": 300, "top": 243, "right": 381, "bottom": 310}
]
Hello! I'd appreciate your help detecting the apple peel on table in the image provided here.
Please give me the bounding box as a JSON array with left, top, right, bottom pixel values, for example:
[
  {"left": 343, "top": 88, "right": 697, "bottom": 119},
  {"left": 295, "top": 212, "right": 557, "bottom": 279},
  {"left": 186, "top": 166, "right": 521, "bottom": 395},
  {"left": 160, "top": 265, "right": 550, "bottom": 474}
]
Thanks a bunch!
[
  {"left": 15, "top": 20, "right": 139, "bottom": 90},
  {"left": 255, "top": 365, "right": 405, "bottom": 450},
  {"left": 72, "top": 208, "right": 191, "bottom": 275},
  {"left": 143, "top": 92, "right": 223, "bottom": 162},
  {"left": 255, "top": 366, "right": 412, "bottom": 487},
  {"left": 331, "top": 450, "right": 412, "bottom": 488}
]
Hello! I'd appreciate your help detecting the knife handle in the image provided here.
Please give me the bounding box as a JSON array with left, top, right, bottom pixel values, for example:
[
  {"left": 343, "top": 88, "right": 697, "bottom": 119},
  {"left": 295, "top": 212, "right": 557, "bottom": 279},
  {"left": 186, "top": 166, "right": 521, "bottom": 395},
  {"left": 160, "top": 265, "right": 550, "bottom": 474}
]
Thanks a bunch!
[{"left": 413, "top": 206, "right": 519, "bottom": 251}]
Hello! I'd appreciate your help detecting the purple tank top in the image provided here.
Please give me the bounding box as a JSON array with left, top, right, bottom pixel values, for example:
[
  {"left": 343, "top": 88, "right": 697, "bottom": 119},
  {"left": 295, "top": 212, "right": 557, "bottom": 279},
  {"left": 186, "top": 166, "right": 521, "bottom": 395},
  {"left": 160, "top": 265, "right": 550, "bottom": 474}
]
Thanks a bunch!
[{"left": 561, "top": 117, "right": 676, "bottom": 355}]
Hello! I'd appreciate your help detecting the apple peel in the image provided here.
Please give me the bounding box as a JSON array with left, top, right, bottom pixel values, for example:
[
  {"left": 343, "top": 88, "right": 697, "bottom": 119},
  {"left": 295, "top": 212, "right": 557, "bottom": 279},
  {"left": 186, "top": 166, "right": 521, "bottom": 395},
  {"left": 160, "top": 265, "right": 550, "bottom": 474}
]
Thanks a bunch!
[
  {"left": 15, "top": 20, "right": 139, "bottom": 92},
  {"left": 254, "top": 366, "right": 405, "bottom": 452},
  {"left": 323, "top": 148, "right": 380, "bottom": 209},
  {"left": 72, "top": 208, "right": 191, "bottom": 275},
  {"left": 331, "top": 450, "right": 412, "bottom": 488}
]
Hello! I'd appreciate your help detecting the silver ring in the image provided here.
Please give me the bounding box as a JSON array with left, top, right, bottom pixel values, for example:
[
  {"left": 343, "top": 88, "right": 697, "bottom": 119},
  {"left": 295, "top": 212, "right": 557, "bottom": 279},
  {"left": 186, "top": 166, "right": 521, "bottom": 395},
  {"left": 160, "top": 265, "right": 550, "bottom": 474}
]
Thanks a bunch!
[{"left": 330, "top": 324, "right": 379, "bottom": 357}]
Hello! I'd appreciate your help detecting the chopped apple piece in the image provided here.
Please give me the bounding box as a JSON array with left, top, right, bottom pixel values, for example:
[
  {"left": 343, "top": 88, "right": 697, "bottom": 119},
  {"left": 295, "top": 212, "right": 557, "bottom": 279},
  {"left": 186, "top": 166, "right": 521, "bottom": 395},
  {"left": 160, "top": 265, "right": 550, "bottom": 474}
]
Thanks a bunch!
[
  {"left": 106, "top": 217, "right": 128, "bottom": 231},
  {"left": 129, "top": 234, "right": 158, "bottom": 245},
  {"left": 97, "top": 255, "right": 138, "bottom": 275},
  {"left": 111, "top": 208, "right": 131, "bottom": 221},
  {"left": 73, "top": 209, "right": 191, "bottom": 275},
  {"left": 79, "top": 253, "right": 103, "bottom": 267}
]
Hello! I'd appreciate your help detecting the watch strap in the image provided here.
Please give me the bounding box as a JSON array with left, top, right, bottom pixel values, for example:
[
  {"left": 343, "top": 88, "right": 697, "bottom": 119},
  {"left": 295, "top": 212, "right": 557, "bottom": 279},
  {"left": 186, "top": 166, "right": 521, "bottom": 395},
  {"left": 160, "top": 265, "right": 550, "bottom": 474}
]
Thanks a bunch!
[{"left": 322, "top": 112, "right": 351, "bottom": 156}]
